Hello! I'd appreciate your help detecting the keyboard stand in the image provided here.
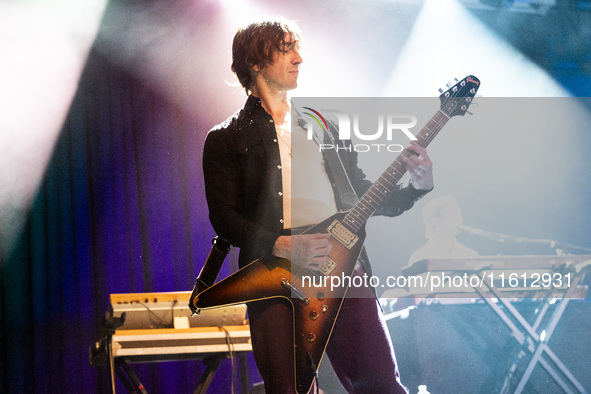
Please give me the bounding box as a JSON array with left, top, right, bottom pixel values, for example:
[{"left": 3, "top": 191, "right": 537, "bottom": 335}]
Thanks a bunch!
[
  {"left": 90, "top": 325, "right": 252, "bottom": 394},
  {"left": 471, "top": 272, "right": 588, "bottom": 394}
]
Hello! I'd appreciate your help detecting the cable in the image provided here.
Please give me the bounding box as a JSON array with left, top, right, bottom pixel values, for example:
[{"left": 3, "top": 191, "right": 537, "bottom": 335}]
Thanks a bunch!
[{"left": 134, "top": 299, "right": 178, "bottom": 328}]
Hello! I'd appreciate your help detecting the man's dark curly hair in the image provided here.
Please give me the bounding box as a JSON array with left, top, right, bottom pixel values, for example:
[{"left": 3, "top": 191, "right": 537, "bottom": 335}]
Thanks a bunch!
[{"left": 231, "top": 17, "right": 301, "bottom": 94}]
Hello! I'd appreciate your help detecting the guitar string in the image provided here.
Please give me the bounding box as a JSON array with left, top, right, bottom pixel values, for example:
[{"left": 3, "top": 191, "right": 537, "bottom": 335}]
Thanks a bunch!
[
  {"left": 344, "top": 112, "right": 449, "bottom": 230},
  {"left": 342, "top": 81, "right": 472, "bottom": 232},
  {"left": 283, "top": 83, "right": 474, "bottom": 390},
  {"left": 351, "top": 81, "right": 471, "bottom": 231}
]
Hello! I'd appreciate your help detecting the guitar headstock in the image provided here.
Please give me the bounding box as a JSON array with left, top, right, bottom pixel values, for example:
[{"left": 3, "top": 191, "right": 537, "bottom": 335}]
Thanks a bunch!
[{"left": 439, "top": 75, "right": 480, "bottom": 118}]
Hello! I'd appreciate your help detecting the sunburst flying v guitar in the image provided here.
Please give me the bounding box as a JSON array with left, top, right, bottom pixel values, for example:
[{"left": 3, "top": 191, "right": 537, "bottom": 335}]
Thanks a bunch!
[{"left": 191, "top": 75, "right": 480, "bottom": 394}]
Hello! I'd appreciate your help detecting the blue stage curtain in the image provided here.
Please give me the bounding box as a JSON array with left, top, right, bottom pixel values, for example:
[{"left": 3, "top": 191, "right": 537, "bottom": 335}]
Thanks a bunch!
[{"left": 0, "top": 34, "right": 248, "bottom": 394}]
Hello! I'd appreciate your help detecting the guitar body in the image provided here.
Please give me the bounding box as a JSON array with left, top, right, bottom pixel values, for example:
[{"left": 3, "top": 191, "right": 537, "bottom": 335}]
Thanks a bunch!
[
  {"left": 194, "top": 212, "right": 366, "bottom": 394},
  {"left": 192, "top": 76, "right": 480, "bottom": 394}
]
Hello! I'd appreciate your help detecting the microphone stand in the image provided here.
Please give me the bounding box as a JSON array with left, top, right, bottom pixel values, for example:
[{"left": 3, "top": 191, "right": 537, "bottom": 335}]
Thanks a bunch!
[{"left": 458, "top": 224, "right": 591, "bottom": 255}]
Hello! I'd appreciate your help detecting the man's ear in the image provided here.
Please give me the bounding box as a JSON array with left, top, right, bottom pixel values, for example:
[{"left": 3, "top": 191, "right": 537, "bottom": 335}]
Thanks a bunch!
[{"left": 252, "top": 64, "right": 260, "bottom": 72}]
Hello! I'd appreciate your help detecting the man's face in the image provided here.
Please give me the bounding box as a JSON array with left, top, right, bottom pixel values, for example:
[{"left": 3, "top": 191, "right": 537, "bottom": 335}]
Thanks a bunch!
[{"left": 255, "top": 33, "right": 303, "bottom": 91}]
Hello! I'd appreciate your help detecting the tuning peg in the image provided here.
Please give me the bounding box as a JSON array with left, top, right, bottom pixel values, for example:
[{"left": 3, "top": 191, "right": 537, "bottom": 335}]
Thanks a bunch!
[
  {"left": 438, "top": 88, "right": 444, "bottom": 93},
  {"left": 454, "top": 77, "right": 458, "bottom": 82},
  {"left": 470, "top": 102, "right": 479, "bottom": 108},
  {"left": 446, "top": 82, "right": 451, "bottom": 88},
  {"left": 475, "top": 94, "right": 483, "bottom": 98},
  {"left": 466, "top": 111, "right": 473, "bottom": 116}
]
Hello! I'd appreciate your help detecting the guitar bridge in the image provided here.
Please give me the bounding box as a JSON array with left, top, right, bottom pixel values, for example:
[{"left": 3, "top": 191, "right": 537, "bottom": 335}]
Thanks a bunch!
[{"left": 327, "top": 220, "right": 359, "bottom": 250}]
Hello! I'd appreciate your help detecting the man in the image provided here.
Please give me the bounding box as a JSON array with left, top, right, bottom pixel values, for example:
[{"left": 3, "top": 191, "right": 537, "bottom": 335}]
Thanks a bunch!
[
  {"left": 408, "top": 195, "right": 479, "bottom": 265},
  {"left": 202, "top": 18, "right": 434, "bottom": 393}
]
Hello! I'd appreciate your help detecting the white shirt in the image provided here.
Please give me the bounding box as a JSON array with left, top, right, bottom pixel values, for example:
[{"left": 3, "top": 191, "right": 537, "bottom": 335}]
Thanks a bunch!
[{"left": 277, "top": 113, "right": 338, "bottom": 229}]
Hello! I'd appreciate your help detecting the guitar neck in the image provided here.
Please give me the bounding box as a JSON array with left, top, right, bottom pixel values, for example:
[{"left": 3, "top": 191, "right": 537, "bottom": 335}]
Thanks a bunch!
[{"left": 342, "top": 109, "right": 450, "bottom": 232}]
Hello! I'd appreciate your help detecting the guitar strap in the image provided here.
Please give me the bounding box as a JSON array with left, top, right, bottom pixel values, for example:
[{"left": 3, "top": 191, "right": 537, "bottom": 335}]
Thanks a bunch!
[
  {"left": 295, "top": 110, "right": 374, "bottom": 278},
  {"left": 295, "top": 109, "right": 358, "bottom": 210},
  {"left": 188, "top": 236, "right": 231, "bottom": 314}
]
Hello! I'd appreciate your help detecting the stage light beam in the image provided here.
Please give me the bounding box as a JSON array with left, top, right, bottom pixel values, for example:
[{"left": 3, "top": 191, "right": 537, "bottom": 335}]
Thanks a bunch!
[
  {"left": 0, "top": 0, "right": 107, "bottom": 261},
  {"left": 381, "top": 0, "right": 569, "bottom": 97}
]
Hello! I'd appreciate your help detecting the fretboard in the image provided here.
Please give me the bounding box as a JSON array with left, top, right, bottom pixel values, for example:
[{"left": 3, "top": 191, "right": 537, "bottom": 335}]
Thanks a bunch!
[{"left": 341, "top": 109, "right": 450, "bottom": 232}]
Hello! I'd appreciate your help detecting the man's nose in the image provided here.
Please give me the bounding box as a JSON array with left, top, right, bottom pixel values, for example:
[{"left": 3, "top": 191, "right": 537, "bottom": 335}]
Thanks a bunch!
[{"left": 292, "top": 49, "right": 303, "bottom": 64}]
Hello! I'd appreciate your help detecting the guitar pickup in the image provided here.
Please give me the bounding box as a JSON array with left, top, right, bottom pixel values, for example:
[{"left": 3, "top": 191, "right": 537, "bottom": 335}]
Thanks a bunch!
[
  {"left": 318, "top": 257, "right": 337, "bottom": 276},
  {"left": 327, "top": 220, "right": 359, "bottom": 250}
]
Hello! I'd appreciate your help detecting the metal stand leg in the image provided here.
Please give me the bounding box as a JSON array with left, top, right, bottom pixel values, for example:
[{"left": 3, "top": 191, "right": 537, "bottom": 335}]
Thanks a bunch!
[
  {"left": 107, "top": 332, "right": 117, "bottom": 394},
  {"left": 194, "top": 355, "right": 223, "bottom": 394},
  {"left": 512, "top": 298, "right": 588, "bottom": 394},
  {"left": 102, "top": 312, "right": 127, "bottom": 394},
  {"left": 473, "top": 273, "right": 588, "bottom": 394},
  {"left": 115, "top": 360, "right": 148, "bottom": 394}
]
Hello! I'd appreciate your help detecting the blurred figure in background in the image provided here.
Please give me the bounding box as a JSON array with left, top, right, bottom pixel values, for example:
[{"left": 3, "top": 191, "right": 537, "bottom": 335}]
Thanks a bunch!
[{"left": 408, "top": 195, "right": 478, "bottom": 265}]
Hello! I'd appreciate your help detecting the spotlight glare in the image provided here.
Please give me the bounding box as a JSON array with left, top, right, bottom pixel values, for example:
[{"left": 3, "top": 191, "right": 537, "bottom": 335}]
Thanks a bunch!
[
  {"left": 381, "top": 0, "right": 569, "bottom": 97},
  {"left": 0, "top": 0, "right": 107, "bottom": 260}
]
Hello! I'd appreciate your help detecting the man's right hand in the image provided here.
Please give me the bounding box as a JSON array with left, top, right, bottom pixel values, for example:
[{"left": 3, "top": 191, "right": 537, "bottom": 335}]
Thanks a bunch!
[{"left": 272, "top": 233, "right": 333, "bottom": 271}]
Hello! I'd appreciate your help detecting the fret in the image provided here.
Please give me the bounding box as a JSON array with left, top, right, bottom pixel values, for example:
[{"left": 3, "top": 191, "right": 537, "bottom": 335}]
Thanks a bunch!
[
  {"left": 343, "top": 109, "right": 451, "bottom": 229},
  {"left": 380, "top": 178, "right": 396, "bottom": 189},
  {"left": 338, "top": 75, "right": 479, "bottom": 234}
]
